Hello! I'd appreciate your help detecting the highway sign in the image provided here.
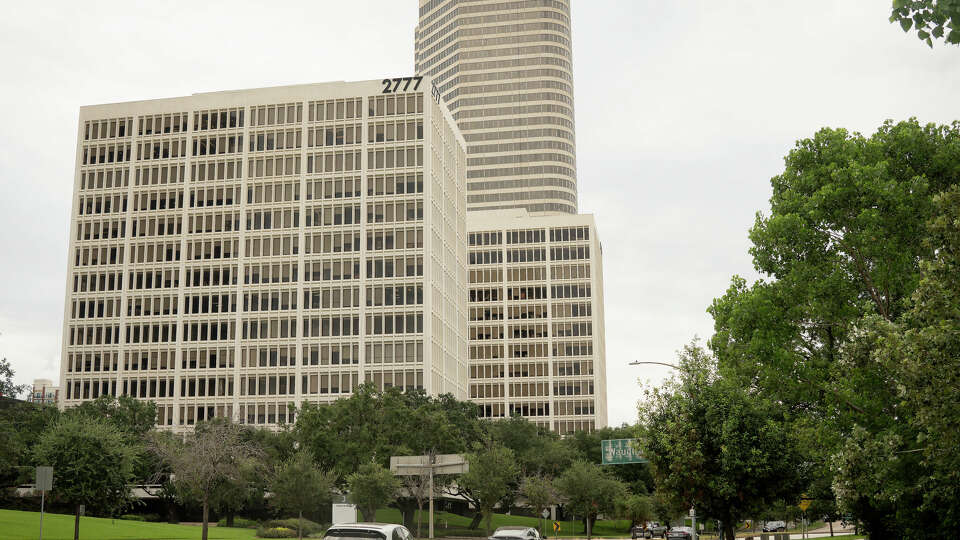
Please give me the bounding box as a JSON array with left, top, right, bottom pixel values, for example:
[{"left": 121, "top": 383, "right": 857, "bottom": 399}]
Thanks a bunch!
[{"left": 601, "top": 439, "right": 647, "bottom": 465}]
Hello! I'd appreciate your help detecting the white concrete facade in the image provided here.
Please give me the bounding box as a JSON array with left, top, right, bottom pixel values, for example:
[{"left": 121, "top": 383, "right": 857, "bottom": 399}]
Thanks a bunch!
[
  {"left": 416, "top": 0, "right": 578, "bottom": 215},
  {"left": 60, "top": 79, "right": 468, "bottom": 430},
  {"left": 466, "top": 209, "right": 606, "bottom": 433}
]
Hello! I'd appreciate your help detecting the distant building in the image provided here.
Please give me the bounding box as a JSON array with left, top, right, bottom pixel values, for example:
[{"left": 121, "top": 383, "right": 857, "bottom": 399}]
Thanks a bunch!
[
  {"left": 27, "top": 378, "right": 60, "bottom": 405},
  {"left": 466, "top": 209, "right": 607, "bottom": 433}
]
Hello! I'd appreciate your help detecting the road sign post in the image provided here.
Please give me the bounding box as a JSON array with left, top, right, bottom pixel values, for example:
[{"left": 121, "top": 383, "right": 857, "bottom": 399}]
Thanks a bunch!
[
  {"left": 36, "top": 466, "right": 53, "bottom": 540},
  {"left": 798, "top": 494, "right": 812, "bottom": 540},
  {"left": 390, "top": 454, "right": 467, "bottom": 540}
]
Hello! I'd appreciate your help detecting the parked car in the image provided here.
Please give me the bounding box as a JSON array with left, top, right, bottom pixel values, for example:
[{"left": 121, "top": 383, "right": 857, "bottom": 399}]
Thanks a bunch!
[
  {"left": 490, "top": 526, "right": 543, "bottom": 540},
  {"left": 324, "top": 523, "right": 415, "bottom": 540},
  {"left": 762, "top": 521, "right": 786, "bottom": 532},
  {"left": 665, "top": 526, "right": 695, "bottom": 539},
  {"left": 631, "top": 522, "right": 667, "bottom": 538}
]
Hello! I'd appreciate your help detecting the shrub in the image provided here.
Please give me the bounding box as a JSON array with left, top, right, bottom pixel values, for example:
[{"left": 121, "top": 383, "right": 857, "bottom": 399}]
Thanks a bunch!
[
  {"left": 119, "top": 514, "right": 146, "bottom": 521},
  {"left": 218, "top": 517, "right": 259, "bottom": 528},
  {"left": 266, "top": 518, "right": 323, "bottom": 536},
  {"left": 257, "top": 526, "right": 298, "bottom": 538}
]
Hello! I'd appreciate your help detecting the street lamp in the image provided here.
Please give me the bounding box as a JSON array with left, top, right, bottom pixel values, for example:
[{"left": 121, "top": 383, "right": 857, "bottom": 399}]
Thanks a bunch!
[{"left": 628, "top": 360, "right": 681, "bottom": 370}]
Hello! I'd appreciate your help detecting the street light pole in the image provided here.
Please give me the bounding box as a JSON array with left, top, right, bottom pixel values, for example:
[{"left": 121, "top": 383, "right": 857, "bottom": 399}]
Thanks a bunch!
[{"left": 628, "top": 361, "right": 682, "bottom": 370}]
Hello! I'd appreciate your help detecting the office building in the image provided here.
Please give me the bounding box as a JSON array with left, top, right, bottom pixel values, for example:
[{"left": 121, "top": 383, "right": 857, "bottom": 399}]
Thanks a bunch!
[
  {"left": 60, "top": 79, "right": 468, "bottom": 430},
  {"left": 416, "top": 0, "right": 578, "bottom": 215},
  {"left": 467, "top": 209, "right": 606, "bottom": 433}
]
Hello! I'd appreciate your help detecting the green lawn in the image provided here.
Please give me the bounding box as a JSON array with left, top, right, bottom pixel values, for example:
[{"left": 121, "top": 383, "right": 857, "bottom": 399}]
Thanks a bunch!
[{"left": 0, "top": 509, "right": 257, "bottom": 540}]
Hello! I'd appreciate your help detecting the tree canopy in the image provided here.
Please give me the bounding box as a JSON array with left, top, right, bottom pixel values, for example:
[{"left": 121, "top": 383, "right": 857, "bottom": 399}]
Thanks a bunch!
[
  {"left": 640, "top": 343, "right": 803, "bottom": 540},
  {"left": 272, "top": 449, "right": 336, "bottom": 540},
  {"left": 151, "top": 418, "right": 262, "bottom": 540},
  {"left": 347, "top": 461, "right": 400, "bottom": 522},
  {"left": 35, "top": 415, "right": 139, "bottom": 540},
  {"left": 706, "top": 119, "right": 960, "bottom": 536},
  {"left": 890, "top": 0, "right": 960, "bottom": 46}
]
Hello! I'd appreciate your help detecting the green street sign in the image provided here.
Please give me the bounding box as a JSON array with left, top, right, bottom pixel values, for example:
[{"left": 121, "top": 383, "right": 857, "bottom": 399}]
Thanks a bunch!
[{"left": 601, "top": 439, "right": 647, "bottom": 465}]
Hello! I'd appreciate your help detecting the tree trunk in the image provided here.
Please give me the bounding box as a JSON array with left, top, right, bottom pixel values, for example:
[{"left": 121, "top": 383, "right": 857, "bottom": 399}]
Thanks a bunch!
[
  {"left": 226, "top": 512, "right": 235, "bottom": 527},
  {"left": 417, "top": 501, "right": 424, "bottom": 538},
  {"left": 74, "top": 504, "right": 81, "bottom": 540},
  {"left": 723, "top": 523, "right": 735, "bottom": 540},
  {"left": 202, "top": 494, "right": 209, "bottom": 540},
  {"left": 299, "top": 510, "right": 304, "bottom": 540},
  {"left": 468, "top": 512, "right": 483, "bottom": 530},
  {"left": 829, "top": 520, "right": 833, "bottom": 536},
  {"left": 586, "top": 514, "right": 592, "bottom": 540}
]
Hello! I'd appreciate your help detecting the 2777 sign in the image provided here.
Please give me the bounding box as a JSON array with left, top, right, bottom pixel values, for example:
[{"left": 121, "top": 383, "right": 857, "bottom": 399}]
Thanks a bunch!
[{"left": 380, "top": 76, "right": 442, "bottom": 104}]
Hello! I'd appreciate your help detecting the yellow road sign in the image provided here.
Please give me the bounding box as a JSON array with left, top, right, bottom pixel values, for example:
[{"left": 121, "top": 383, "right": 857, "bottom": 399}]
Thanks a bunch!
[
  {"left": 799, "top": 494, "right": 812, "bottom": 512},
  {"left": 553, "top": 521, "right": 560, "bottom": 533}
]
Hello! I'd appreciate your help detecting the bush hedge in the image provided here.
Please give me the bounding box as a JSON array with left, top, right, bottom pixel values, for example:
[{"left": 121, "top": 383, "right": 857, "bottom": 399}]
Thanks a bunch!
[{"left": 257, "top": 526, "right": 297, "bottom": 538}]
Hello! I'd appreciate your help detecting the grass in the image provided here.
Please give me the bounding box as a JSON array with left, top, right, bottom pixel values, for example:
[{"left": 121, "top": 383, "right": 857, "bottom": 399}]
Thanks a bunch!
[{"left": 0, "top": 509, "right": 257, "bottom": 540}]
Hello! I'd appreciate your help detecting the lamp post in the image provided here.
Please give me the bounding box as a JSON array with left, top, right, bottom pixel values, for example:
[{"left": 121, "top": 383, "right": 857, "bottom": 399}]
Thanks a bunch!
[
  {"left": 629, "top": 360, "right": 698, "bottom": 540},
  {"left": 628, "top": 361, "right": 681, "bottom": 370}
]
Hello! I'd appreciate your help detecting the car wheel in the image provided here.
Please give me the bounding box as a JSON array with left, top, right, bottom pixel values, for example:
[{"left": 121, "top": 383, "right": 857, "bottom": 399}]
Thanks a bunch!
[{"left": 778, "top": 527, "right": 785, "bottom": 532}]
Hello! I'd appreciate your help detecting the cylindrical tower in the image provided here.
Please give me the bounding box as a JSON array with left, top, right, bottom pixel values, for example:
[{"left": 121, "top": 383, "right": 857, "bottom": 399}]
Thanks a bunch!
[{"left": 416, "top": 0, "right": 577, "bottom": 215}]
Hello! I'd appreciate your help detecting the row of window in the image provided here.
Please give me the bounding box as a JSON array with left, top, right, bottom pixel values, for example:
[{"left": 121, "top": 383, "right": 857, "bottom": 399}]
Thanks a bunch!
[
  {"left": 81, "top": 167, "right": 130, "bottom": 190},
  {"left": 85, "top": 117, "right": 132, "bottom": 140},
  {"left": 77, "top": 218, "right": 125, "bottom": 241},
  {"left": 80, "top": 143, "right": 130, "bottom": 165}
]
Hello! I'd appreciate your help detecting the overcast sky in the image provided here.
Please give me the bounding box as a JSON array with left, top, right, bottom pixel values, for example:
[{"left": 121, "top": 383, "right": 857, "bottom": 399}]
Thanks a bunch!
[{"left": 1, "top": 1, "right": 958, "bottom": 426}]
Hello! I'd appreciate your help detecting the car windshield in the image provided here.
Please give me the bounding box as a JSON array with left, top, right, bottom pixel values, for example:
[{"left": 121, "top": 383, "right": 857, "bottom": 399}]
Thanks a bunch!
[{"left": 325, "top": 529, "right": 388, "bottom": 540}]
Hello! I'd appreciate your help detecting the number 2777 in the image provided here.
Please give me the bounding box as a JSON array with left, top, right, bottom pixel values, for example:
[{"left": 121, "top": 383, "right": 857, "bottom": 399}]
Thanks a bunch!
[{"left": 381, "top": 77, "right": 423, "bottom": 93}]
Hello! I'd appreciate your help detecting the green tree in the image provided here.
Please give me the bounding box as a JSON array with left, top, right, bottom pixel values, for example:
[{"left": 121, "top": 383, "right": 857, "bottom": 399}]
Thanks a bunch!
[
  {"left": 890, "top": 0, "right": 960, "bottom": 46},
  {"left": 455, "top": 443, "right": 520, "bottom": 534},
  {"left": 150, "top": 418, "right": 262, "bottom": 540},
  {"left": 639, "top": 343, "right": 803, "bottom": 540},
  {"left": 272, "top": 449, "right": 336, "bottom": 540},
  {"left": 707, "top": 119, "right": 960, "bottom": 534},
  {"left": 488, "top": 416, "right": 575, "bottom": 478},
  {"left": 520, "top": 475, "right": 559, "bottom": 534},
  {"left": 211, "top": 457, "right": 267, "bottom": 528},
  {"left": 67, "top": 394, "right": 156, "bottom": 438},
  {"left": 556, "top": 461, "right": 626, "bottom": 540},
  {"left": 67, "top": 395, "right": 158, "bottom": 482},
  {"left": 0, "top": 400, "right": 59, "bottom": 497},
  {"left": 829, "top": 188, "right": 960, "bottom": 538},
  {"left": 347, "top": 461, "right": 400, "bottom": 522},
  {"left": 616, "top": 494, "right": 654, "bottom": 531},
  {"left": 0, "top": 357, "right": 27, "bottom": 398},
  {"left": 34, "top": 415, "right": 138, "bottom": 540},
  {"left": 295, "top": 386, "right": 483, "bottom": 481}
]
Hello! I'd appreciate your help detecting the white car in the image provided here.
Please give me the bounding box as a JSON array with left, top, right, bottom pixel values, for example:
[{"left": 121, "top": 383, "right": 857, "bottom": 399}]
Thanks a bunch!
[
  {"left": 324, "top": 523, "right": 416, "bottom": 540},
  {"left": 489, "top": 526, "right": 543, "bottom": 540}
]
